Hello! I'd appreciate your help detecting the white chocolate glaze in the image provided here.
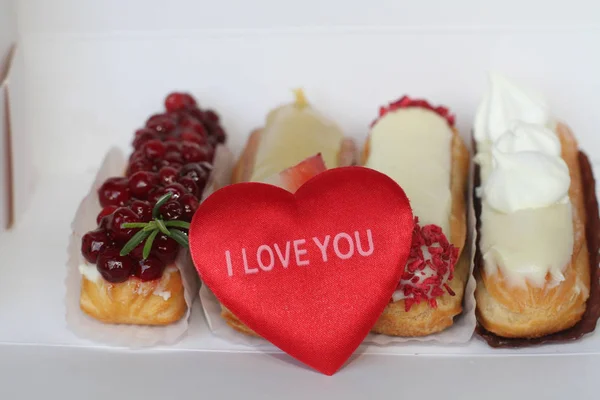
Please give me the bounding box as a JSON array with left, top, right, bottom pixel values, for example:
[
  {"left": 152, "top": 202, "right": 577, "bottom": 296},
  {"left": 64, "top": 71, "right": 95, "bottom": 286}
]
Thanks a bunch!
[
  {"left": 365, "top": 107, "right": 452, "bottom": 235},
  {"left": 250, "top": 91, "right": 344, "bottom": 182}
]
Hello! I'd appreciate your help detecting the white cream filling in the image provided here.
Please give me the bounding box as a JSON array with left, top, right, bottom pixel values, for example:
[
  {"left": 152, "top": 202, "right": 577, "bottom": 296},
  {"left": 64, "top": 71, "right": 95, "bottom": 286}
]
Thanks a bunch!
[{"left": 79, "top": 263, "right": 175, "bottom": 300}]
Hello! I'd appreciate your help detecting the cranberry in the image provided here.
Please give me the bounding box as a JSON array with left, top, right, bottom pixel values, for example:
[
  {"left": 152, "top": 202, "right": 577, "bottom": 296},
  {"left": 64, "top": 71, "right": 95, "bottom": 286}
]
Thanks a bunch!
[
  {"left": 132, "top": 130, "right": 160, "bottom": 150},
  {"left": 81, "top": 229, "right": 113, "bottom": 263},
  {"left": 130, "top": 200, "right": 153, "bottom": 222},
  {"left": 158, "top": 166, "right": 178, "bottom": 185},
  {"left": 163, "top": 151, "right": 184, "bottom": 164},
  {"left": 142, "top": 139, "right": 166, "bottom": 161},
  {"left": 146, "top": 113, "right": 175, "bottom": 126},
  {"left": 126, "top": 159, "right": 153, "bottom": 176},
  {"left": 148, "top": 188, "right": 167, "bottom": 204},
  {"left": 180, "top": 116, "right": 207, "bottom": 136},
  {"left": 97, "top": 249, "right": 134, "bottom": 283},
  {"left": 166, "top": 162, "right": 183, "bottom": 171},
  {"left": 179, "top": 162, "right": 212, "bottom": 188},
  {"left": 179, "top": 194, "right": 199, "bottom": 221},
  {"left": 159, "top": 200, "right": 182, "bottom": 220},
  {"left": 178, "top": 176, "right": 199, "bottom": 197},
  {"left": 153, "top": 234, "right": 179, "bottom": 264},
  {"left": 180, "top": 128, "right": 208, "bottom": 146},
  {"left": 146, "top": 114, "right": 176, "bottom": 135},
  {"left": 164, "top": 141, "right": 181, "bottom": 153},
  {"left": 163, "top": 136, "right": 180, "bottom": 143},
  {"left": 133, "top": 256, "right": 166, "bottom": 281},
  {"left": 212, "top": 125, "right": 227, "bottom": 144},
  {"left": 96, "top": 205, "right": 118, "bottom": 225},
  {"left": 163, "top": 183, "right": 187, "bottom": 200},
  {"left": 106, "top": 207, "right": 140, "bottom": 241},
  {"left": 202, "top": 144, "right": 216, "bottom": 161},
  {"left": 203, "top": 110, "right": 220, "bottom": 123},
  {"left": 129, "top": 150, "right": 146, "bottom": 164},
  {"left": 98, "top": 177, "right": 130, "bottom": 207},
  {"left": 181, "top": 141, "right": 211, "bottom": 163},
  {"left": 165, "top": 92, "right": 196, "bottom": 112},
  {"left": 128, "top": 171, "right": 159, "bottom": 199},
  {"left": 130, "top": 241, "right": 145, "bottom": 260}
]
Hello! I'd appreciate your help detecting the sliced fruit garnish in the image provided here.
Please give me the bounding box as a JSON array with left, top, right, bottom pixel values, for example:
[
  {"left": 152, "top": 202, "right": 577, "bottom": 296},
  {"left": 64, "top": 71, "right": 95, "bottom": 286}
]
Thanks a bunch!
[{"left": 263, "top": 153, "right": 327, "bottom": 193}]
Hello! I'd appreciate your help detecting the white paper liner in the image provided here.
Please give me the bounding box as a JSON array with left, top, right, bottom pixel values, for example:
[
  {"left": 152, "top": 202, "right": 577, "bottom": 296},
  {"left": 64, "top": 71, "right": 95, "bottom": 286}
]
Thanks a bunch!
[
  {"left": 66, "top": 145, "right": 234, "bottom": 348},
  {"left": 198, "top": 155, "right": 477, "bottom": 346}
]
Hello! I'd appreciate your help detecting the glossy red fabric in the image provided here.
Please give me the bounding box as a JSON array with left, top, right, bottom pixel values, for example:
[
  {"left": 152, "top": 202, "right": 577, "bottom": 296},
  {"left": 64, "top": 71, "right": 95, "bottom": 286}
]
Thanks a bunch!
[{"left": 189, "top": 167, "right": 414, "bottom": 375}]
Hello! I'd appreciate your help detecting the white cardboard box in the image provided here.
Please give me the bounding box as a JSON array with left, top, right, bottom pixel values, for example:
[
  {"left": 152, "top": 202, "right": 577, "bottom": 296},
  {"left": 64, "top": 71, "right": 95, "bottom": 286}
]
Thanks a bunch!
[{"left": 1, "top": 1, "right": 600, "bottom": 398}]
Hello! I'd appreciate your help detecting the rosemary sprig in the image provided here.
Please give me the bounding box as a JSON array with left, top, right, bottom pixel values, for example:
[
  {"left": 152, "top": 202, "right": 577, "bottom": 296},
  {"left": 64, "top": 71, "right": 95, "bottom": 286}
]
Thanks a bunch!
[{"left": 119, "top": 192, "right": 192, "bottom": 259}]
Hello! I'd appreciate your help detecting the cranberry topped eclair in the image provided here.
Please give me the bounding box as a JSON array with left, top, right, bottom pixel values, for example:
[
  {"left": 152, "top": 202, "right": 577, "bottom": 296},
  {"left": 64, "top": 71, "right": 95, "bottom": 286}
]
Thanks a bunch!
[
  {"left": 473, "top": 73, "right": 590, "bottom": 338},
  {"left": 362, "top": 96, "right": 471, "bottom": 336},
  {"left": 79, "top": 92, "right": 226, "bottom": 325}
]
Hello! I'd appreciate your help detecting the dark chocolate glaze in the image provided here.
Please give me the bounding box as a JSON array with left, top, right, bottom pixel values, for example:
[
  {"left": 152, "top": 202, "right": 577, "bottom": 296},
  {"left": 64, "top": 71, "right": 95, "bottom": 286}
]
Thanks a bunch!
[{"left": 474, "top": 149, "right": 600, "bottom": 347}]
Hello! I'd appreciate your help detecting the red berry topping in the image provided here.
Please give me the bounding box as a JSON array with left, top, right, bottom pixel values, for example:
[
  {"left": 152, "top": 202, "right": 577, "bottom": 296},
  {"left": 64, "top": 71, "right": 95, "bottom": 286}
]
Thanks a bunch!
[
  {"left": 211, "top": 126, "right": 227, "bottom": 144},
  {"left": 181, "top": 141, "right": 212, "bottom": 163},
  {"left": 203, "top": 110, "right": 220, "bottom": 124},
  {"left": 106, "top": 207, "right": 140, "bottom": 242},
  {"left": 179, "top": 193, "right": 199, "bottom": 221},
  {"left": 164, "top": 141, "right": 181, "bottom": 153},
  {"left": 163, "top": 183, "right": 187, "bottom": 200},
  {"left": 179, "top": 128, "right": 208, "bottom": 146},
  {"left": 97, "top": 248, "right": 134, "bottom": 283},
  {"left": 183, "top": 107, "right": 201, "bottom": 120},
  {"left": 179, "top": 116, "right": 207, "bottom": 136},
  {"left": 81, "top": 229, "right": 113, "bottom": 263},
  {"left": 133, "top": 256, "right": 166, "bottom": 282},
  {"left": 96, "top": 205, "right": 118, "bottom": 225},
  {"left": 98, "top": 177, "right": 130, "bottom": 207},
  {"left": 146, "top": 114, "right": 176, "bottom": 135},
  {"left": 158, "top": 166, "right": 178, "bottom": 186},
  {"left": 132, "top": 130, "right": 160, "bottom": 150},
  {"left": 154, "top": 234, "right": 179, "bottom": 264},
  {"left": 177, "top": 176, "right": 199, "bottom": 197},
  {"left": 129, "top": 149, "right": 146, "bottom": 163},
  {"left": 159, "top": 200, "right": 183, "bottom": 220},
  {"left": 398, "top": 217, "right": 458, "bottom": 311},
  {"left": 126, "top": 159, "right": 153, "bottom": 177},
  {"left": 129, "top": 241, "right": 145, "bottom": 260},
  {"left": 179, "top": 162, "right": 212, "bottom": 192},
  {"left": 165, "top": 92, "right": 196, "bottom": 112},
  {"left": 128, "top": 171, "right": 159, "bottom": 199},
  {"left": 148, "top": 188, "right": 167, "bottom": 204},
  {"left": 142, "top": 139, "right": 166, "bottom": 161},
  {"left": 130, "top": 200, "right": 153, "bottom": 222},
  {"left": 372, "top": 95, "right": 456, "bottom": 128},
  {"left": 163, "top": 151, "right": 184, "bottom": 165}
]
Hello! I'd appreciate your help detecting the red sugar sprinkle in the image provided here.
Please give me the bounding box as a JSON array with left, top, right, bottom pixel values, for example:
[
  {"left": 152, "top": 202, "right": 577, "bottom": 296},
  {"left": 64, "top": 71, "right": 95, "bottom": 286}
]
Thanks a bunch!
[
  {"left": 371, "top": 95, "right": 456, "bottom": 128},
  {"left": 397, "top": 217, "right": 459, "bottom": 312}
]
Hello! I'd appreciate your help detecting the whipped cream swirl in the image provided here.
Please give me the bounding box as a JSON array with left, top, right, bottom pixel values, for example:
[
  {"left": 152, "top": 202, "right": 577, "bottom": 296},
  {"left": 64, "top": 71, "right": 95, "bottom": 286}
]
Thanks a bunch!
[{"left": 474, "top": 72, "right": 550, "bottom": 143}]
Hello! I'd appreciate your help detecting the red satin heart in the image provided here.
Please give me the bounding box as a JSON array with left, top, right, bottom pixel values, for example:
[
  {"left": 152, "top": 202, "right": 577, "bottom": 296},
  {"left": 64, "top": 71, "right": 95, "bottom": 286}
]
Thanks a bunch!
[{"left": 189, "top": 167, "right": 413, "bottom": 375}]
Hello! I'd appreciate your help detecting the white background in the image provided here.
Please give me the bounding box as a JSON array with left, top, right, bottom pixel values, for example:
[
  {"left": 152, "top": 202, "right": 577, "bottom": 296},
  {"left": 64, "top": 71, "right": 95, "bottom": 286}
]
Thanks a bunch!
[{"left": 1, "top": 0, "right": 600, "bottom": 398}]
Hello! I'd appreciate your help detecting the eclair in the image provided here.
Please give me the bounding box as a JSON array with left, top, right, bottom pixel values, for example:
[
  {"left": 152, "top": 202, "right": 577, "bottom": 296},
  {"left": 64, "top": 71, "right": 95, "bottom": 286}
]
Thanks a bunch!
[
  {"left": 221, "top": 89, "right": 357, "bottom": 336},
  {"left": 362, "top": 96, "right": 471, "bottom": 337},
  {"left": 473, "top": 73, "right": 590, "bottom": 338},
  {"left": 79, "top": 92, "right": 225, "bottom": 325}
]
